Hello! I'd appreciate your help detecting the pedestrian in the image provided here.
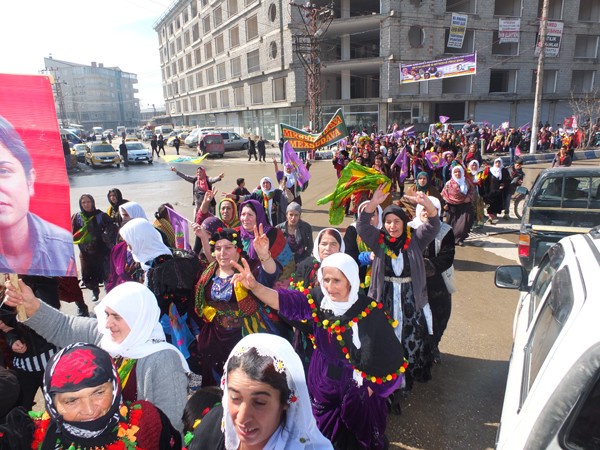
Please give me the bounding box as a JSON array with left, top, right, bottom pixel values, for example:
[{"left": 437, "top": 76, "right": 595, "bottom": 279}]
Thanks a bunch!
[
  {"left": 150, "top": 134, "right": 159, "bottom": 158},
  {"left": 278, "top": 136, "right": 284, "bottom": 163},
  {"left": 257, "top": 136, "right": 266, "bottom": 161},
  {"left": 158, "top": 133, "right": 166, "bottom": 155},
  {"left": 247, "top": 136, "right": 257, "bottom": 161},
  {"left": 119, "top": 138, "right": 129, "bottom": 167},
  {"left": 62, "top": 137, "right": 70, "bottom": 170},
  {"left": 504, "top": 157, "right": 525, "bottom": 218},
  {"left": 504, "top": 127, "right": 521, "bottom": 164},
  {"left": 483, "top": 158, "right": 509, "bottom": 224},
  {"left": 173, "top": 135, "right": 181, "bottom": 155}
]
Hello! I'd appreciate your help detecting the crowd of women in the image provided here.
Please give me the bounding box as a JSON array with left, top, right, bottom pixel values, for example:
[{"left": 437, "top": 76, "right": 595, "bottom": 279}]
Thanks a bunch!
[{"left": 0, "top": 135, "right": 503, "bottom": 449}]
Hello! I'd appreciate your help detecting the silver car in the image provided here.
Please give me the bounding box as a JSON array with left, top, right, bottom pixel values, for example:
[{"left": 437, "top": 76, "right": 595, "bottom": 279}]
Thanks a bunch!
[
  {"left": 125, "top": 141, "right": 153, "bottom": 164},
  {"left": 219, "top": 131, "right": 249, "bottom": 151}
]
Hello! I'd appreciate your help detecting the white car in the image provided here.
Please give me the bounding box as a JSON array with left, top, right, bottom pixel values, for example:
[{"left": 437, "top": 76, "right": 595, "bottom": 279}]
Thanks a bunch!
[
  {"left": 494, "top": 229, "right": 600, "bottom": 449},
  {"left": 125, "top": 141, "right": 153, "bottom": 164}
]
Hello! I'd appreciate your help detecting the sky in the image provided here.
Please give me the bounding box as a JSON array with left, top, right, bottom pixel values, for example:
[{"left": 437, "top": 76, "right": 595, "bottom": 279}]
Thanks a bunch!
[{"left": 2, "top": 0, "right": 173, "bottom": 109}]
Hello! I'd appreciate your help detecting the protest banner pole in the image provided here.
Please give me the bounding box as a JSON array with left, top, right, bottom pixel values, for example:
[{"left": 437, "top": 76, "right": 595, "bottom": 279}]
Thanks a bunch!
[{"left": 8, "top": 273, "right": 28, "bottom": 321}]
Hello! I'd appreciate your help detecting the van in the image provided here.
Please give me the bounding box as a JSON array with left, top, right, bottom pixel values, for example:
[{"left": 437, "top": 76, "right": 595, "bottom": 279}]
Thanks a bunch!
[
  {"left": 198, "top": 133, "right": 225, "bottom": 157},
  {"left": 116, "top": 126, "right": 126, "bottom": 137},
  {"left": 155, "top": 125, "right": 174, "bottom": 136},
  {"left": 60, "top": 129, "right": 83, "bottom": 146}
]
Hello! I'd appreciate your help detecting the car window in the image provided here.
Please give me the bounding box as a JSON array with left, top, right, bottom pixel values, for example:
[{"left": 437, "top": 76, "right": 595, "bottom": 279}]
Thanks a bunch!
[
  {"left": 92, "top": 145, "right": 115, "bottom": 153},
  {"left": 126, "top": 143, "right": 145, "bottom": 150},
  {"left": 563, "top": 372, "right": 600, "bottom": 448},
  {"left": 205, "top": 136, "right": 223, "bottom": 144},
  {"left": 529, "top": 244, "right": 565, "bottom": 317},
  {"left": 220, "top": 132, "right": 229, "bottom": 139},
  {"left": 522, "top": 266, "right": 574, "bottom": 405},
  {"left": 233, "top": 133, "right": 240, "bottom": 139}
]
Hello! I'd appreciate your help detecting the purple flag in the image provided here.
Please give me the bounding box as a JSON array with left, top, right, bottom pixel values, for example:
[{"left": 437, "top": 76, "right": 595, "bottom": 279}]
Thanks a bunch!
[
  {"left": 425, "top": 151, "right": 447, "bottom": 170},
  {"left": 439, "top": 115, "right": 450, "bottom": 124},
  {"left": 166, "top": 206, "right": 191, "bottom": 250},
  {"left": 392, "top": 147, "right": 410, "bottom": 182},
  {"left": 283, "top": 141, "right": 311, "bottom": 186},
  {"left": 518, "top": 122, "right": 530, "bottom": 132}
]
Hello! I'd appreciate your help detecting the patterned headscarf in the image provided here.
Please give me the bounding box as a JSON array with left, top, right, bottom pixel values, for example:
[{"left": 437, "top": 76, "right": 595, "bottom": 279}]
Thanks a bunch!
[
  {"left": 239, "top": 200, "right": 272, "bottom": 260},
  {"left": 216, "top": 198, "right": 240, "bottom": 228}
]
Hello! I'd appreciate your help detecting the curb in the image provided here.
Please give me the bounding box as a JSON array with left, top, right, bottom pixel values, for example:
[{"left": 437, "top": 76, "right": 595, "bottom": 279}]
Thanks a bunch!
[{"left": 497, "top": 148, "right": 600, "bottom": 166}]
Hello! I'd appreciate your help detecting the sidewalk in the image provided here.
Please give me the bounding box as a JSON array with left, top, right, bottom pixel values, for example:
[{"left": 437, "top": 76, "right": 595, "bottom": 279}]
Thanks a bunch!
[{"left": 493, "top": 147, "right": 600, "bottom": 166}]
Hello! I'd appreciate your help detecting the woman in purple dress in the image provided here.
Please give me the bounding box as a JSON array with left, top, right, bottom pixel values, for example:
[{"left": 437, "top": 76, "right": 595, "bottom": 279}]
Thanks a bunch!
[{"left": 232, "top": 249, "right": 405, "bottom": 449}]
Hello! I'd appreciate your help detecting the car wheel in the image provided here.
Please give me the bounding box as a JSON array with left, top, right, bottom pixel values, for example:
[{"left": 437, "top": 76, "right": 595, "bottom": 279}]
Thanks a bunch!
[
  {"left": 242, "top": 143, "right": 249, "bottom": 150},
  {"left": 148, "top": 160, "right": 153, "bottom": 164},
  {"left": 116, "top": 163, "right": 120, "bottom": 168}
]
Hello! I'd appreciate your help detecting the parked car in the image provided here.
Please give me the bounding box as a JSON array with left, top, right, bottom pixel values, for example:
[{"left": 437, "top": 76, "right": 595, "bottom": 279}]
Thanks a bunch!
[
  {"left": 125, "top": 141, "right": 153, "bottom": 164},
  {"left": 197, "top": 133, "right": 225, "bottom": 157},
  {"left": 219, "top": 131, "right": 249, "bottom": 150},
  {"left": 84, "top": 142, "right": 121, "bottom": 168},
  {"left": 494, "top": 228, "right": 600, "bottom": 449},
  {"left": 71, "top": 143, "right": 87, "bottom": 162},
  {"left": 141, "top": 130, "right": 154, "bottom": 141},
  {"left": 185, "top": 127, "right": 215, "bottom": 147},
  {"left": 517, "top": 167, "right": 600, "bottom": 270}
]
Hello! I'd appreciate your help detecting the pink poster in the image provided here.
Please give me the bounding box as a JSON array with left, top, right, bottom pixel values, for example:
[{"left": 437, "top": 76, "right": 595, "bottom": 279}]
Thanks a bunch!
[{"left": 0, "top": 73, "right": 76, "bottom": 276}]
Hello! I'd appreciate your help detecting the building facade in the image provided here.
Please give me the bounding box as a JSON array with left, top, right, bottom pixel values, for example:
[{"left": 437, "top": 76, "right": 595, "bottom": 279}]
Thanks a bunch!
[
  {"left": 43, "top": 56, "right": 141, "bottom": 131},
  {"left": 155, "top": 0, "right": 600, "bottom": 139}
]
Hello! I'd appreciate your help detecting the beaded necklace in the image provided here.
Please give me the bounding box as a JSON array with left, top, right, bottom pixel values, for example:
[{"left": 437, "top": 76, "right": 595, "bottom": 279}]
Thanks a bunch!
[{"left": 377, "top": 227, "right": 411, "bottom": 259}]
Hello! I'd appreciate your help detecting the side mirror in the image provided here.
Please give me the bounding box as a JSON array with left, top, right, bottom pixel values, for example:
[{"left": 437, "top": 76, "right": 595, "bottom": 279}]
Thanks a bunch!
[
  {"left": 495, "top": 265, "right": 529, "bottom": 291},
  {"left": 516, "top": 186, "right": 528, "bottom": 196}
]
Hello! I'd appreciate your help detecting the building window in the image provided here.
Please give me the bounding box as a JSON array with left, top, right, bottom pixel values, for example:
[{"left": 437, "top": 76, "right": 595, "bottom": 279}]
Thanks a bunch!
[
  {"left": 231, "top": 56, "right": 242, "bottom": 77},
  {"left": 176, "top": 37, "right": 182, "bottom": 53},
  {"left": 206, "top": 67, "right": 215, "bottom": 85},
  {"left": 245, "top": 0, "right": 255, "bottom": 6},
  {"left": 408, "top": 26, "right": 425, "bottom": 48},
  {"left": 192, "top": 24, "right": 200, "bottom": 41},
  {"left": 171, "top": 62, "right": 177, "bottom": 76},
  {"left": 269, "top": 41, "right": 278, "bottom": 59},
  {"left": 178, "top": 58, "right": 184, "bottom": 72},
  {"left": 196, "top": 72, "right": 203, "bottom": 87},
  {"left": 531, "top": 69, "right": 558, "bottom": 93},
  {"left": 220, "top": 89, "right": 230, "bottom": 107},
  {"left": 191, "top": 96, "right": 197, "bottom": 111},
  {"left": 268, "top": 3, "right": 277, "bottom": 22},
  {"left": 215, "top": 34, "right": 225, "bottom": 55},
  {"left": 199, "top": 94, "right": 207, "bottom": 110},
  {"left": 229, "top": 26, "right": 240, "bottom": 47},
  {"left": 247, "top": 49, "right": 260, "bottom": 73},
  {"left": 571, "top": 70, "right": 595, "bottom": 93},
  {"left": 166, "top": 66, "right": 171, "bottom": 78},
  {"left": 272, "top": 77, "right": 286, "bottom": 101},
  {"left": 191, "top": 1, "right": 197, "bottom": 17},
  {"left": 234, "top": 86, "right": 244, "bottom": 106},
  {"left": 186, "top": 53, "right": 193, "bottom": 68},
  {"left": 203, "top": 16, "right": 211, "bottom": 34},
  {"left": 214, "top": 5, "right": 223, "bottom": 27},
  {"left": 170, "top": 42, "right": 175, "bottom": 55},
  {"left": 574, "top": 35, "right": 599, "bottom": 58},
  {"left": 246, "top": 15, "right": 258, "bottom": 41},
  {"left": 444, "top": 29, "right": 475, "bottom": 53},
  {"left": 492, "top": 31, "right": 519, "bottom": 55},
  {"left": 494, "top": 0, "right": 520, "bottom": 16},
  {"left": 442, "top": 75, "right": 472, "bottom": 94},
  {"left": 184, "top": 31, "right": 191, "bottom": 47},
  {"left": 446, "top": 0, "right": 475, "bottom": 14},
  {"left": 180, "top": 79, "right": 186, "bottom": 93},
  {"left": 537, "top": 0, "right": 563, "bottom": 20},
  {"left": 217, "top": 62, "right": 226, "bottom": 81},
  {"left": 188, "top": 74, "right": 195, "bottom": 90},
  {"left": 579, "top": 0, "right": 600, "bottom": 22},
  {"left": 194, "top": 47, "right": 202, "bottom": 65},
  {"left": 489, "top": 69, "right": 517, "bottom": 93},
  {"left": 205, "top": 41, "right": 213, "bottom": 60},
  {"left": 209, "top": 92, "right": 218, "bottom": 108},
  {"left": 228, "top": 0, "right": 238, "bottom": 16},
  {"left": 250, "top": 82, "right": 263, "bottom": 104}
]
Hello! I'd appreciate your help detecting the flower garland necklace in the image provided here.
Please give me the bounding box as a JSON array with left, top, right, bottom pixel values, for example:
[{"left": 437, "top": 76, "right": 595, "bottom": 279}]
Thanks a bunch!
[
  {"left": 289, "top": 280, "right": 409, "bottom": 384},
  {"left": 378, "top": 227, "right": 411, "bottom": 259},
  {"left": 30, "top": 403, "right": 142, "bottom": 450}
]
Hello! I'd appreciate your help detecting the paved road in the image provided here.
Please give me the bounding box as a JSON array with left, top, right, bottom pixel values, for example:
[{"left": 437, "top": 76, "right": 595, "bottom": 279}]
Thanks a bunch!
[{"left": 65, "top": 148, "right": 595, "bottom": 449}]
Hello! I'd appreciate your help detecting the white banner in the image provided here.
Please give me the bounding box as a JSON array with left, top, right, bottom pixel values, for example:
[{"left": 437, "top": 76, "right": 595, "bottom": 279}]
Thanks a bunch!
[
  {"left": 499, "top": 18, "right": 520, "bottom": 44},
  {"left": 447, "top": 13, "right": 468, "bottom": 49},
  {"left": 535, "top": 20, "right": 563, "bottom": 57}
]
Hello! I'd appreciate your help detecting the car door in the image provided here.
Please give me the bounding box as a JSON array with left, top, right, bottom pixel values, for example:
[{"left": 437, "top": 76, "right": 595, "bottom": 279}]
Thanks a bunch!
[{"left": 221, "top": 132, "right": 232, "bottom": 150}]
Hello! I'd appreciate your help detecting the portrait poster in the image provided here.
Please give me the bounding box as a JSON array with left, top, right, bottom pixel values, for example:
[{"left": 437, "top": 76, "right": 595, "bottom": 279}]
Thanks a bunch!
[
  {"left": 400, "top": 53, "right": 477, "bottom": 84},
  {"left": 0, "top": 73, "right": 76, "bottom": 276}
]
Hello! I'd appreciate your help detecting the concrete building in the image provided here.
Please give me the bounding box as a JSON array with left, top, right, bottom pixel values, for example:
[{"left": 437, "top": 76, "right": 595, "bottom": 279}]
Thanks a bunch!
[
  {"left": 43, "top": 56, "right": 141, "bottom": 131},
  {"left": 154, "top": 0, "right": 600, "bottom": 139}
]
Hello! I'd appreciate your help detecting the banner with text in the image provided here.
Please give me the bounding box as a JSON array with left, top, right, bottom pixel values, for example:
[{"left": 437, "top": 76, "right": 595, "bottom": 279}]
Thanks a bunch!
[
  {"left": 535, "top": 21, "right": 563, "bottom": 57},
  {"left": 400, "top": 53, "right": 477, "bottom": 84},
  {"left": 280, "top": 109, "right": 349, "bottom": 150},
  {"left": 447, "top": 13, "right": 468, "bottom": 49},
  {"left": 499, "top": 18, "right": 520, "bottom": 44}
]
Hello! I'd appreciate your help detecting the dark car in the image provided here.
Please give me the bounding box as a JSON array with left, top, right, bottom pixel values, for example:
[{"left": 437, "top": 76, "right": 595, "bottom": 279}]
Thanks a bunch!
[{"left": 518, "top": 167, "right": 600, "bottom": 270}]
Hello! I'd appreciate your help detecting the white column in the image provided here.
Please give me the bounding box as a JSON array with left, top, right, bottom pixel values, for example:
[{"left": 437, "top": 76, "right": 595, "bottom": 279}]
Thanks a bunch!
[{"left": 341, "top": 69, "right": 351, "bottom": 100}]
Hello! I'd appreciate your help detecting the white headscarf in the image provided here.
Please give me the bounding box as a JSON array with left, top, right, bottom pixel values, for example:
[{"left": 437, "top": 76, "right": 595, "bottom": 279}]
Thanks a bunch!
[
  {"left": 260, "top": 177, "right": 276, "bottom": 224},
  {"left": 317, "top": 253, "right": 362, "bottom": 351},
  {"left": 467, "top": 160, "right": 480, "bottom": 183},
  {"left": 119, "top": 201, "right": 148, "bottom": 221},
  {"left": 221, "top": 334, "right": 332, "bottom": 450},
  {"left": 119, "top": 218, "right": 171, "bottom": 270},
  {"left": 451, "top": 165, "right": 468, "bottom": 195},
  {"left": 312, "top": 228, "right": 345, "bottom": 262},
  {"left": 94, "top": 282, "right": 189, "bottom": 371},
  {"left": 353, "top": 200, "right": 382, "bottom": 229},
  {"left": 283, "top": 165, "right": 296, "bottom": 189},
  {"left": 408, "top": 196, "right": 441, "bottom": 229},
  {"left": 490, "top": 157, "right": 503, "bottom": 180}
]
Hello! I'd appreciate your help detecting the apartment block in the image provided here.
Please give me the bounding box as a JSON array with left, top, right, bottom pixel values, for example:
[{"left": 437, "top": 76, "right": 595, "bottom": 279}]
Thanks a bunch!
[{"left": 155, "top": 0, "right": 600, "bottom": 139}]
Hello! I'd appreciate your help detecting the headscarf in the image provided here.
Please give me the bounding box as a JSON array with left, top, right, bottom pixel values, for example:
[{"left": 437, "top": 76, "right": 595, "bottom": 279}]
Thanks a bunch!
[
  {"left": 73, "top": 194, "right": 101, "bottom": 244},
  {"left": 312, "top": 228, "right": 345, "bottom": 262},
  {"left": 283, "top": 165, "right": 296, "bottom": 189},
  {"left": 94, "top": 282, "right": 189, "bottom": 371},
  {"left": 259, "top": 177, "right": 276, "bottom": 223},
  {"left": 490, "top": 157, "right": 503, "bottom": 180},
  {"left": 78, "top": 194, "right": 100, "bottom": 218},
  {"left": 42, "top": 343, "right": 122, "bottom": 445},
  {"left": 216, "top": 198, "right": 240, "bottom": 228},
  {"left": 239, "top": 199, "right": 272, "bottom": 260},
  {"left": 196, "top": 166, "right": 209, "bottom": 192},
  {"left": 119, "top": 201, "right": 148, "bottom": 221},
  {"left": 415, "top": 172, "right": 430, "bottom": 192},
  {"left": 381, "top": 204, "right": 409, "bottom": 255},
  {"left": 408, "top": 196, "right": 441, "bottom": 229},
  {"left": 221, "top": 334, "right": 331, "bottom": 450},
  {"left": 201, "top": 216, "right": 226, "bottom": 237},
  {"left": 107, "top": 188, "right": 125, "bottom": 208},
  {"left": 467, "top": 160, "right": 480, "bottom": 182},
  {"left": 451, "top": 165, "right": 468, "bottom": 195},
  {"left": 354, "top": 200, "right": 382, "bottom": 229},
  {"left": 119, "top": 218, "right": 171, "bottom": 269}
]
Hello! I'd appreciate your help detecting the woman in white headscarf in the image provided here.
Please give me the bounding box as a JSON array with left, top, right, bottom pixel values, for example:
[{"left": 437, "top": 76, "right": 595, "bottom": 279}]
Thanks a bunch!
[
  {"left": 3, "top": 280, "right": 190, "bottom": 433},
  {"left": 441, "top": 165, "right": 475, "bottom": 245},
  {"left": 189, "top": 333, "right": 332, "bottom": 450},
  {"left": 231, "top": 247, "right": 405, "bottom": 449},
  {"left": 466, "top": 160, "right": 487, "bottom": 229},
  {"left": 483, "top": 157, "right": 509, "bottom": 224},
  {"left": 119, "top": 201, "right": 148, "bottom": 224},
  {"left": 233, "top": 177, "right": 288, "bottom": 226}
]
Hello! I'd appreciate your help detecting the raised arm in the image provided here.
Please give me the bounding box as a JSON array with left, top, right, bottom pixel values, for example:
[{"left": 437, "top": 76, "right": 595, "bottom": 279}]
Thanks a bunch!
[{"left": 231, "top": 258, "right": 280, "bottom": 310}]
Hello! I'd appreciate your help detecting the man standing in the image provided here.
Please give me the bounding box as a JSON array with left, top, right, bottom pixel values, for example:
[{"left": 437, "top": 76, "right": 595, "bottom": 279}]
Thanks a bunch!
[
  {"left": 257, "top": 136, "right": 266, "bottom": 162},
  {"left": 119, "top": 139, "right": 129, "bottom": 167},
  {"left": 504, "top": 127, "right": 521, "bottom": 164},
  {"left": 62, "top": 137, "right": 71, "bottom": 170},
  {"left": 158, "top": 133, "right": 166, "bottom": 155},
  {"left": 173, "top": 136, "right": 181, "bottom": 155},
  {"left": 248, "top": 136, "right": 257, "bottom": 161},
  {"left": 278, "top": 137, "right": 284, "bottom": 163},
  {"left": 150, "top": 134, "right": 159, "bottom": 158}
]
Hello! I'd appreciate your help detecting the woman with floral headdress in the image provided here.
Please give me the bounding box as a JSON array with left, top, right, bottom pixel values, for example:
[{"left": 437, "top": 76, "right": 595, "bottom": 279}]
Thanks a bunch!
[
  {"left": 230, "top": 177, "right": 288, "bottom": 227},
  {"left": 441, "top": 165, "right": 475, "bottom": 245},
  {"left": 466, "top": 160, "right": 488, "bottom": 228},
  {"left": 189, "top": 333, "right": 332, "bottom": 450},
  {"left": 231, "top": 252, "right": 405, "bottom": 449},
  {"left": 0, "top": 342, "right": 181, "bottom": 450},
  {"left": 357, "top": 185, "right": 440, "bottom": 391}
]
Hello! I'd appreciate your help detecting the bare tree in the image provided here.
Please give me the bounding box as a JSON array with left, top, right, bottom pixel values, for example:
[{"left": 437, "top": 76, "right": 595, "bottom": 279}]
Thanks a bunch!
[{"left": 569, "top": 89, "right": 600, "bottom": 148}]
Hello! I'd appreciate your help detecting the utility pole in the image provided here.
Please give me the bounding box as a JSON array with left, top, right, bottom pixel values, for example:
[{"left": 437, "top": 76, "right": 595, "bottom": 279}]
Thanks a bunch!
[
  {"left": 290, "top": 1, "right": 335, "bottom": 133},
  {"left": 530, "top": 0, "right": 550, "bottom": 154}
]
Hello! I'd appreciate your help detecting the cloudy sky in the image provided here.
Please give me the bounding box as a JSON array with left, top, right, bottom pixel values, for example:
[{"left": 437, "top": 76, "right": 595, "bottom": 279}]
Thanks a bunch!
[{"left": 2, "top": 0, "right": 172, "bottom": 108}]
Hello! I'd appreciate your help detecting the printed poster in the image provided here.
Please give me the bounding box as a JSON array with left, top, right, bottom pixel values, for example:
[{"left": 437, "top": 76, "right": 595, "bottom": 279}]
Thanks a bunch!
[
  {"left": 535, "top": 21, "right": 563, "bottom": 57},
  {"left": 447, "top": 13, "right": 468, "bottom": 49},
  {"left": 400, "top": 53, "right": 477, "bottom": 84},
  {"left": 499, "top": 18, "right": 520, "bottom": 44},
  {"left": 280, "top": 109, "right": 349, "bottom": 150}
]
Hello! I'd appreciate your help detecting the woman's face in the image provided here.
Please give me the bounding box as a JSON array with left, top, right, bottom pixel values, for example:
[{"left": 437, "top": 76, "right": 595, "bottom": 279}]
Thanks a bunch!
[
  {"left": 321, "top": 266, "right": 351, "bottom": 302},
  {"left": 227, "top": 369, "right": 286, "bottom": 450},
  {"left": 261, "top": 180, "right": 272, "bottom": 191},
  {"left": 318, "top": 233, "right": 341, "bottom": 260},
  {"left": 240, "top": 206, "right": 257, "bottom": 232},
  {"left": 108, "top": 192, "right": 117, "bottom": 204},
  {"left": 0, "top": 143, "right": 34, "bottom": 231},
  {"left": 220, "top": 201, "right": 234, "bottom": 223},
  {"left": 54, "top": 381, "right": 113, "bottom": 423},
  {"left": 104, "top": 307, "right": 131, "bottom": 344},
  {"left": 494, "top": 160, "right": 501, "bottom": 167},
  {"left": 419, "top": 207, "right": 430, "bottom": 223},
  {"left": 384, "top": 213, "right": 404, "bottom": 238},
  {"left": 119, "top": 208, "right": 131, "bottom": 224},
  {"left": 214, "top": 238, "right": 239, "bottom": 267},
  {"left": 417, "top": 175, "right": 428, "bottom": 187},
  {"left": 452, "top": 168, "right": 462, "bottom": 179},
  {"left": 80, "top": 196, "right": 94, "bottom": 213},
  {"left": 469, "top": 163, "right": 478, "bottom": 173},
  {"left": 286, "top": 210, "right": 300, "bottom": 226},
  {"left": 196, "top": 167, "right": 205, "bottom": 178}
]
